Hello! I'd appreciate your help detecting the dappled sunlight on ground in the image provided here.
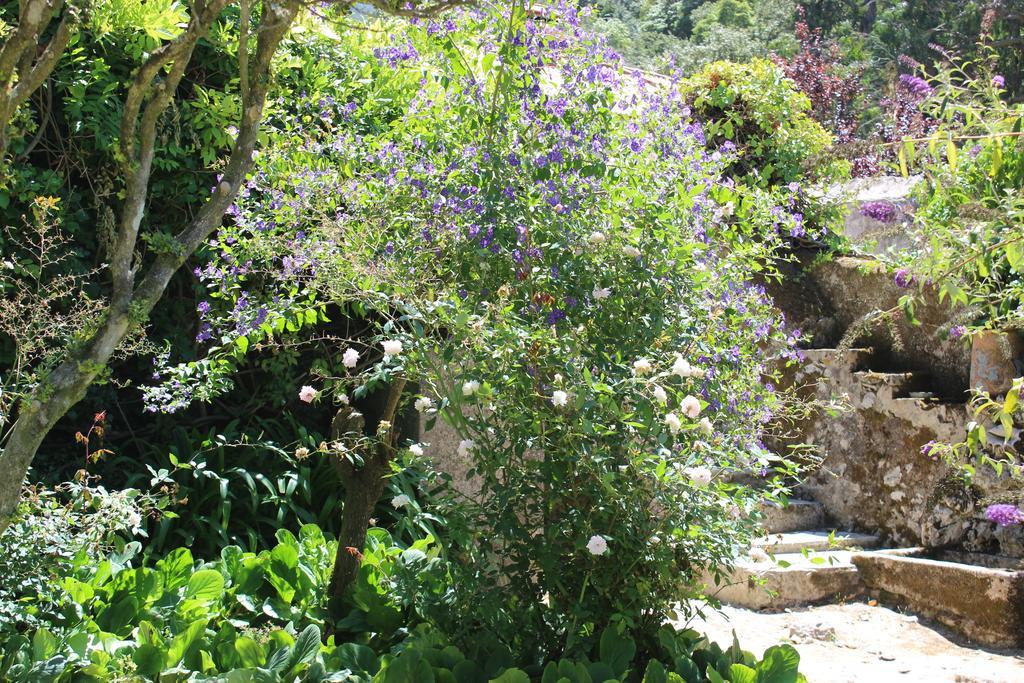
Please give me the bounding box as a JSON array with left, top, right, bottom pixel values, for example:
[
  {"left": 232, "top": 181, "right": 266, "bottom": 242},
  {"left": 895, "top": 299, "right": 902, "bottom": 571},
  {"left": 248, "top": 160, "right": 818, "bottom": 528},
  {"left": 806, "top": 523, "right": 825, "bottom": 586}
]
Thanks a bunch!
[{"left": 682, "top": 602, "right": 1024, "bottom": 682}]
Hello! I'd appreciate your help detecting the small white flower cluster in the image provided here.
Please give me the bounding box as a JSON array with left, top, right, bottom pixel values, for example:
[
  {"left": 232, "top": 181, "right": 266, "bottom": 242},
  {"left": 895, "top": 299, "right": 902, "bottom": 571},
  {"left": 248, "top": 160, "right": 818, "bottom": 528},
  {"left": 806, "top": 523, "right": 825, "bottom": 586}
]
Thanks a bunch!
[
  {"left": 408, "top": 443, "right": 425, "bottom": 457},
  {"left": 414, "top": 396, "right": 434, "bottom": 412}
]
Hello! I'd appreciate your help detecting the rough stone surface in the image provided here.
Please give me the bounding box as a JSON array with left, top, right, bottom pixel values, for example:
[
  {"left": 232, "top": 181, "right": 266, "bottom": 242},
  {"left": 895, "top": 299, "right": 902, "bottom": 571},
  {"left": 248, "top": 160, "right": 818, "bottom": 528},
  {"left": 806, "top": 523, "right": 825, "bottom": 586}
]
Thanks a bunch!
[
  {"left": 837, "top": 176, "right": 921, "bottom": 255},
  {"left": 754, "top": 530, "right": 880, "bottom": 554},
  {"left": 760, "top": 499, "right": 825, "bottom": 533},
  {"left": 686, "top": 602, "right": 1024, "bottom": 683},
  {"left": 807, "top": 256, "right": 970, "bottom": 399},
  {"left": 702, "top": 550, "right": 865, "bottom": 610},
  {"left": 779, "top": 346, "right": 969, "bottom": 546},
  {"left": 853, "top": 548, "right": 1024, "bottom": 649}
]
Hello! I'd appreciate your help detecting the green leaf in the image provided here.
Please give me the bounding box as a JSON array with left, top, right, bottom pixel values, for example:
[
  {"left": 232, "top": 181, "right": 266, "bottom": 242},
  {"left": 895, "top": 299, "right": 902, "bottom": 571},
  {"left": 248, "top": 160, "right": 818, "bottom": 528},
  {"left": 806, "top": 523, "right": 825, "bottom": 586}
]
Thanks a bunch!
[
  {"left": 489, "top": 669, "right": 531, "bottom": 683},
  {"left": 61, "top": 577, "right": 94, "bottom": 604},
  {"left": 755, "top": 645, "right": 800, "bottom": 683},
  {"left": 286, "top": 624, "right": 321, "bottom": 672},
  {"left": 166, "top": 619, "right": 208, "bottom": 666},
  {"left": 133, "top": 644, "right": 166, "bottom": 678},
  {"left": 334, "top": 642, "right": 380, "bottom": 674},
  {"left": 599, "top": 625, "right": 637, "bottom": 676},
  {"left": 185, "top": 569, "right": 225, "bottom": 603},
  {"left": 158, "top": 547, "right": 194, "bottom": 592},
  {"left": 32, "top": 628, "right": 57, "bottom": 660},
  {"left": 728, "top": 663, "right": 757, "bottom": 683},
  {"left": 642, "top": 659, "right": 668, "bottom": 683},
  {"left": 235, "top": 637, "right": 266, "bottom": 668}
]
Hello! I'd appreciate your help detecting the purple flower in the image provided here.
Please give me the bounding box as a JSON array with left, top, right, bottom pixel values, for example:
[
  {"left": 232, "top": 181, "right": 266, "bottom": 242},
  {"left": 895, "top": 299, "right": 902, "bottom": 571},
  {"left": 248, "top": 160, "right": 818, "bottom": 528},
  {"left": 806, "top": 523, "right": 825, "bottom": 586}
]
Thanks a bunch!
[
  {"left": 920, "top": 440, "right": 938, "bottom": 459},
  {"left": 860, "top": 201, "right": 897, "bottom": 224},
  {"left": 992, "top": 75, "right": 1005, "bottom": 89},
  {"left": 894, "top": 268, "right": 914, "bottom": 289},
  {"left": 949, "top": 325, "right": 967, "bottom": 340},
  {"left": 985, "top": 504, "right": 1024, "bottom": 527},
  {"left": 898, "top": 74, "right": 933, "bottom": 99}
]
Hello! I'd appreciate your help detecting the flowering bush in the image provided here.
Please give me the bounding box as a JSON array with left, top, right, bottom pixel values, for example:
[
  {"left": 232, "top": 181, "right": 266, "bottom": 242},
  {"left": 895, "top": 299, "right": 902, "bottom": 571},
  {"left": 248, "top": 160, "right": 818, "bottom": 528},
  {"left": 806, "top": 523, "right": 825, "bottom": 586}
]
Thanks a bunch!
[
  {"left": 679, "top": 58, "right": 846, "bottom": 193},
  {"left": 149, "top": 3, "right": 808, "bottom": 660}
]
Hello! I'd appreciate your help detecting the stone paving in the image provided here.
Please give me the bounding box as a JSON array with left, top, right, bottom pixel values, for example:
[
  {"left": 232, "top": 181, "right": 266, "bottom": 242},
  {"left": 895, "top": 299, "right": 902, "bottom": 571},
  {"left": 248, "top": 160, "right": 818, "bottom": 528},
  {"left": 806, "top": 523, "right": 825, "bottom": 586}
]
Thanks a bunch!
[{"left": 682, "top": 602, "right": 1024, "bottom": 683}]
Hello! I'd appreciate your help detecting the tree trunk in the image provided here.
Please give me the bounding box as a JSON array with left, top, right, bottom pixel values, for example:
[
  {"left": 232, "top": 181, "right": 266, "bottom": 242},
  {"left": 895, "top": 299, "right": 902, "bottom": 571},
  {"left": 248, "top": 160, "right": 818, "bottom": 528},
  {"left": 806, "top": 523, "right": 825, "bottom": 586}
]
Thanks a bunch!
[
  {"left": 327, "top": 460, "right": 390, "bottom": 597},
  {"left": 0, "top": 312, "right": 131, "bottom": 529},
  {"left": 326, "top": 378, "right": 407, "bottom": 601}
]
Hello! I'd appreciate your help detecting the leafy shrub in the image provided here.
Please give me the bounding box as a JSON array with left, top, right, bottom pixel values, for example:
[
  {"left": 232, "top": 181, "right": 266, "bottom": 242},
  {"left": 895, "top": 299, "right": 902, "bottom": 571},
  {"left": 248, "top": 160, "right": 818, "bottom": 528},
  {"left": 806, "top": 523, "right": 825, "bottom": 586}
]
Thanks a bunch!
[
  {"left": 118, "top": 420, "right": 343, "bottom": 558},
  {"left": 143, "top": 4, "right": 814, "bottom": 660},
  {"left": 1, "top": 524, "right": 803, "bottom": 682},
  {"left": 680, "top": 58, "right": 844, "bottom": 189},
  {"left": 889, "top": 54, "right": 1024, "bottom": 336},
  {"left": 0, "top": 481, "right": 148, "bottom": 636}
]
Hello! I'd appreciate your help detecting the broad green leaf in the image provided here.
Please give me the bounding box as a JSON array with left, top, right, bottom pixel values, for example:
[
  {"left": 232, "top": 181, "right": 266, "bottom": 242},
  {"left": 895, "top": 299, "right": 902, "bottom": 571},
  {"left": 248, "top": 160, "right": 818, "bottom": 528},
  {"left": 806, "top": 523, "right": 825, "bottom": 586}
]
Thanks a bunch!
[
  {"left": 755, "top": 645, "right": 800, "bottom": 683},
  {"left": 599, "top": 625, "right": 636, "bottom": 676},
  {"left": 185, "top": 569, "right": 225, "bottom": 603},
  {"left": 235, "top": 636, "right": 266, "bottom": 668}
]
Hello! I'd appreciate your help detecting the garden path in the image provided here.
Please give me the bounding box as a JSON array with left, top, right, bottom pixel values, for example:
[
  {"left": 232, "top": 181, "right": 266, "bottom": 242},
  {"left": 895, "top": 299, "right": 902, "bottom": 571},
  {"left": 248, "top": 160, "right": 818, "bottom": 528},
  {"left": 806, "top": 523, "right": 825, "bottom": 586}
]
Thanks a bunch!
[{"left": 682, "top": 601, "right": 1024, "bottom": 682}]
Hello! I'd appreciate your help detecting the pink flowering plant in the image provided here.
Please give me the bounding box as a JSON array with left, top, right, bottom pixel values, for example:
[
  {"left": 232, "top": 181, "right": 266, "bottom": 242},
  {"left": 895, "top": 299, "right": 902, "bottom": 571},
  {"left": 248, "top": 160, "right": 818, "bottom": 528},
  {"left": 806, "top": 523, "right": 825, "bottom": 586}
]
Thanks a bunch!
[{"left": 148, "top": 3, "right": 810, "bottom": 660}]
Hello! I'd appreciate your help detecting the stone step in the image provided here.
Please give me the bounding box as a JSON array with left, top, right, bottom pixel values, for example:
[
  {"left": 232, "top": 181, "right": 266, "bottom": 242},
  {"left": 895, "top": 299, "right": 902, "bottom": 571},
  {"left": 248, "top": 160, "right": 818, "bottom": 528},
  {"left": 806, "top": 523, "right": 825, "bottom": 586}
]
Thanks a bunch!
[
  {"left": 754, "top": 530, "right": 881, "bottom": 554},
  {"left": 703, "top": 550, "right": 864, "bottom": 610},
  {"left": 851, "top": 369, "right": 930, "bottom": 397},
  {"left": 760, "top": 499, "right": 824, "bottom": 534},
  {"left": 800, "top": 347, "right": 873, "bottom": 371}
]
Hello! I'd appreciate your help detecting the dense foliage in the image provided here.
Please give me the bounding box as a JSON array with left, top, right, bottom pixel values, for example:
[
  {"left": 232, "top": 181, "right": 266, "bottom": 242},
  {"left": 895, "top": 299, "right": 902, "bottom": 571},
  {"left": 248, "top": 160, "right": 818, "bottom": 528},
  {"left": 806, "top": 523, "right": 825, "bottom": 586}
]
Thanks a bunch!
[
  {"left": 16, "top": 0, "right": 1021, "bottom": 678},
  {"left": 143, "top": 3, "right": 823, "bottom": 661}
]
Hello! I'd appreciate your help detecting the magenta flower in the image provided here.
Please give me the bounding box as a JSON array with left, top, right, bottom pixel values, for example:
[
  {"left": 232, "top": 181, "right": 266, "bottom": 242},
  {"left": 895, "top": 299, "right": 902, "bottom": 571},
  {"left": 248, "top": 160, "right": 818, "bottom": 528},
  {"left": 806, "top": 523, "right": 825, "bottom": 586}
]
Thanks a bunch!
[
  {"left": 894, "top": 269, "right": 914, "bottom": 289},
  {"left": 985, "top": 504, "right": 1024, "bottom": 527},
  {"left": 992, "top": 75, "right": 1005, "bottom": 89}
]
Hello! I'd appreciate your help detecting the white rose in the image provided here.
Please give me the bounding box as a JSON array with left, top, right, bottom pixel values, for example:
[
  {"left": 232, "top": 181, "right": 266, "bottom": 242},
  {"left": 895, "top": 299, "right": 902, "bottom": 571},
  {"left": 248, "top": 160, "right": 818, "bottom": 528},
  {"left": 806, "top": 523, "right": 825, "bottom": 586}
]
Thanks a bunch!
[
  {"left": 698, "top": 417, "right": 713, "bottom": 434},
  {"left": 632, "top": 358, "right": 653, "bottom": 376},
  {"left": 382, "top": 339, "right": 403, "bottom": 357},
  {"left": 652, "top": 384, "right": 668, "bottom": 404},
  {"left": 414, "top": 396, "right": 434, "bottom": 412},
  {"left": 622, "top": 245, "right": 641, "bottom": 257},
  {"left": 685, "top": 466, "right": 713, "bottom": 486},
  {"left": 664, "top": 412, "right": 682, "bottom": 435},
  {"left": 592, "top": 286, "right": 611, "bottom": 300},
  {"left": 681, "top": 395, "right": 702, "bottom": 419},
  {"left": 586, "top": 534, "right": 608, "bottom": 555},
  {"left": 588, "top": 231, "right": 607, "bottom": 244},
  {"left": 462, "top": 380, "right": 481, "bottom": 396},
  {"left": 551, "top": 390, "right": 569, "bottom": 407},
  {"left": 408, "top": 443, "right": 424, "bottom": 457},
  {"left": 391, "top": 494, "right": 411, "bottom": 508},
  {"left": 342, "top": 348, "right": 360, "bottom": 368}
]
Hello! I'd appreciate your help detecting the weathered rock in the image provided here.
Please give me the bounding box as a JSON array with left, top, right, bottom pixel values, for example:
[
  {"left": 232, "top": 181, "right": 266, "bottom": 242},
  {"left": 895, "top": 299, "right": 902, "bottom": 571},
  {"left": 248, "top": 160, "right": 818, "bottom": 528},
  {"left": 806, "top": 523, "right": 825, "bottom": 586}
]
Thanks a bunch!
[
  {"left": 703, "top": 550, "right": 865, "bottom": 610},
  {"left": 853, "top": 548, "right": 1024, "bottom": 648},
  {"left": 760, "top": 498, "right": 825, "bottom": 533},
  {"left": 837, "top": 175, "right": 922, "bottom": 255}
]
